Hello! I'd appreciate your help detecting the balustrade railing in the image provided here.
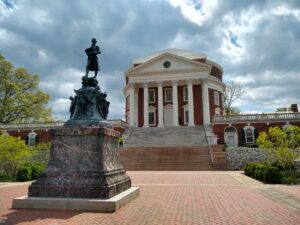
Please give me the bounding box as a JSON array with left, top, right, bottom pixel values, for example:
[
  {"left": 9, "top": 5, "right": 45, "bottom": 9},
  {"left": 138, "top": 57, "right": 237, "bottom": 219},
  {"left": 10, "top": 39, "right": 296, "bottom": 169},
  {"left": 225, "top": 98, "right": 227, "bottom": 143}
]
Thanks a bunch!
[
  {"left": 213, "top": 113, "right": 300, "bottom": 122},
  {"left": 0, "top": 119, "right": 128, "bottom": 130}
]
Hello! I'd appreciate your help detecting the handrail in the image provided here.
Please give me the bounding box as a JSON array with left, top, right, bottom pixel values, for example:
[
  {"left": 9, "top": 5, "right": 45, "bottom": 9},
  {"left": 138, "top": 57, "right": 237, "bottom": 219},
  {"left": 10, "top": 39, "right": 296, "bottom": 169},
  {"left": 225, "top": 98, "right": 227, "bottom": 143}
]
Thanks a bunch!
[
  {"left": 213, "top": 112, "right": 300, "bottom": 122},
  {"left": 203, "top": 125, "right": 214, "bottom": 165}
]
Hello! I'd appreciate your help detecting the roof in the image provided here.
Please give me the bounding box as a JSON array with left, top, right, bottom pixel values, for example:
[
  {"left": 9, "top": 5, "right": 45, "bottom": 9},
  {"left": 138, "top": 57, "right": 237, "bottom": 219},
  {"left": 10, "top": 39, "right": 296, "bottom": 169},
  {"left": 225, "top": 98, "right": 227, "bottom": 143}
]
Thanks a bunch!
[{"left": 133, "top": 49, "right": 207, "bottom": 64}]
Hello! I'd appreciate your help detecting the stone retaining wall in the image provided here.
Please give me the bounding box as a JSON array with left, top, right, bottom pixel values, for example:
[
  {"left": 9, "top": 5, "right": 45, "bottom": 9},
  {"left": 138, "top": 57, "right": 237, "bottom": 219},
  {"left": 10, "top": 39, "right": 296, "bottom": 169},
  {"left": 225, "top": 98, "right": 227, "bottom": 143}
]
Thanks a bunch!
[{"left": 225, "top": 147, "right": 267, "bottom": 170}]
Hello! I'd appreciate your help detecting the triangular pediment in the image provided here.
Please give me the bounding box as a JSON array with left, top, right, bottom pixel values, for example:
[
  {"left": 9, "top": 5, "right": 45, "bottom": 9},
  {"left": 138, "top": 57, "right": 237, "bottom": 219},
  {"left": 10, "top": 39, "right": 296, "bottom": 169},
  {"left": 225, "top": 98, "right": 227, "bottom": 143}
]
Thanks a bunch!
[{"left": 126, "top": 52, "right": 210, "bottom": 75}]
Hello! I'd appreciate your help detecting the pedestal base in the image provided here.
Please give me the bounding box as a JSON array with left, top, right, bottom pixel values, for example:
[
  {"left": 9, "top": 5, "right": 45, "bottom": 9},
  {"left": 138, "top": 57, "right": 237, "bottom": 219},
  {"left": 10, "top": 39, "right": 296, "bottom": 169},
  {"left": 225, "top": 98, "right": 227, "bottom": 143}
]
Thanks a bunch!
[
  {"left": 28, "top": 126, "right": 131, "bottom": 199},
  {"left": 13, "top": 187, "right": 139, "bottom": 212}
]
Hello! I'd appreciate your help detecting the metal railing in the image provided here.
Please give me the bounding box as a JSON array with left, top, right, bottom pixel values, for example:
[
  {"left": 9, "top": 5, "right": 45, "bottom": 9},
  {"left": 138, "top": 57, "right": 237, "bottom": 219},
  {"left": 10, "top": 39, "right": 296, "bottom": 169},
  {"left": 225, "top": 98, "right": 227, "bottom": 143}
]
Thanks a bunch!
[{"left": 213, "top": 112, "right": 300, "bottom": 123}]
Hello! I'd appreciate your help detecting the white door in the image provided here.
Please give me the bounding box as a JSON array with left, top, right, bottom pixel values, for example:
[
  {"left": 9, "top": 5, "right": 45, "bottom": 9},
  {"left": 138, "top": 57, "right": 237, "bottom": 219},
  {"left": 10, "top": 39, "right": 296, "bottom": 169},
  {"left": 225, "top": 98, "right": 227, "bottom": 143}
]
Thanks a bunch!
[{"left": 164, "top": 105, "right": 173, "bottom": 126}]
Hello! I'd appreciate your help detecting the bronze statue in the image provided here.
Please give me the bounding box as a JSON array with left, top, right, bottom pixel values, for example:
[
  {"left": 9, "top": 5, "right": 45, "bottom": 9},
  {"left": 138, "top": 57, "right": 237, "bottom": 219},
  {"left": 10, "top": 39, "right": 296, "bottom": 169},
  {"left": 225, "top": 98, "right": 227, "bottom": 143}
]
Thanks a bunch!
[{"left": 85, "top": 38, "right": 101, "bottom": 78}]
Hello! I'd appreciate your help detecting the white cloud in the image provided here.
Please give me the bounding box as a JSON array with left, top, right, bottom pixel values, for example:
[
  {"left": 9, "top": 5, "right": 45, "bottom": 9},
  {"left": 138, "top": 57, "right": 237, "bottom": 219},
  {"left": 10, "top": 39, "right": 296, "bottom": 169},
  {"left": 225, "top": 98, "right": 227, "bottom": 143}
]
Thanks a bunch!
[{"left": 167, "top": 0, "right": 218, "bottom": 26}]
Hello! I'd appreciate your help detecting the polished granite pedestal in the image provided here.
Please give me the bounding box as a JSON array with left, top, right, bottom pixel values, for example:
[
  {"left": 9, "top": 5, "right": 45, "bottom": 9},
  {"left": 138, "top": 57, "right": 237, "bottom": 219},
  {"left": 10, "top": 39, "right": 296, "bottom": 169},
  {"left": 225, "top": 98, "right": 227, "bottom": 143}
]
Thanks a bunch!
[{"left": 13, "top": 125, "right": 138, "bottom": 212}]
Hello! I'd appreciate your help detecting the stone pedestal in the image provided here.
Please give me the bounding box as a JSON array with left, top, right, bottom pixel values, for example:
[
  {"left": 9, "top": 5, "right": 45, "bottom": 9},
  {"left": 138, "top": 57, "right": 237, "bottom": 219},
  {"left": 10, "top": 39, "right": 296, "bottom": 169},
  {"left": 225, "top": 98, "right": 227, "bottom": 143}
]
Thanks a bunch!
[{"left": 28, "top": 126, "right": 131, "bottom": 199}]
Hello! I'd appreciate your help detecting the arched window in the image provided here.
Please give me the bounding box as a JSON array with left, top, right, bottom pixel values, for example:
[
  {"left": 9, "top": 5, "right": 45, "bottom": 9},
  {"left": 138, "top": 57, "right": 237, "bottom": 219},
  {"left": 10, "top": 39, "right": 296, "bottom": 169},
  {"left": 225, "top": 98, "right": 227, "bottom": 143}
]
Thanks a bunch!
[{"left": 28, "top": 131, "right": 37, "bottom": 147}]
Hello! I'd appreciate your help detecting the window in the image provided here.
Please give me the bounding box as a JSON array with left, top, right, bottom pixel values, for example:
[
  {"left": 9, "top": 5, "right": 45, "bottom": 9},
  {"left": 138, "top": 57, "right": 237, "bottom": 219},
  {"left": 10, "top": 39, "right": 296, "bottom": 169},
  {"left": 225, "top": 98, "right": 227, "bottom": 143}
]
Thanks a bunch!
[
  {"left": 214, "top": 91, "right": 220, "bottom": 106},
  {"left": 148, "top": 89, "right": 155, "bottom": 103},
  {"left": 245, "top": 128, "right": 254, "bottom": 143},
  {"left": 215, "top": 107, "right": 221, "bottom": 116},
  {"left": 183, "top": 87, "right": 188, "bottom": 101},
  {"left": 184, "top": 110, "right": 189, "bottom": 124},
  {"left": 221, "top": 95, "right": 224, "bottom": 107},
  {"left": 28, "top": 131, "right": 37, "bottom": 147},
  {"left": 149, "top": 111, "right": 156, "bottom": 126},
  {"left": 164, "top": 88, "right": 172, "bottom": 102}
]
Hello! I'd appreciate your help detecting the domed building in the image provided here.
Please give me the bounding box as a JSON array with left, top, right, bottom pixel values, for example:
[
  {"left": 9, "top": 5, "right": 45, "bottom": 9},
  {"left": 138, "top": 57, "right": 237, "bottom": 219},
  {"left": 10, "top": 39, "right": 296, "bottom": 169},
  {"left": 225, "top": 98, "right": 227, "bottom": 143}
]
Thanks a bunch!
[{"left": 124, "top": 49, "right": 225, "bottom": 127}]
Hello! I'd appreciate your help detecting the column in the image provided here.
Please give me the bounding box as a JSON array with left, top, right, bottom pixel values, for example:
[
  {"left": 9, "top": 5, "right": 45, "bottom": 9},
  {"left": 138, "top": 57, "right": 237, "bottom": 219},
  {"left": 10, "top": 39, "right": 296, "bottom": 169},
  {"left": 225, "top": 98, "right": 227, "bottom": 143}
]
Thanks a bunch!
[
  {"left": 129, "top": 83, "right": 135, "bottom": 127},
  {"left": 187, "top": 79, "right": 195, "bottom": 126},
  {"left": 172, "top": 80, "right": 179, "bottom": 126},
  {"left": 202, "top": 78, "right": 211, "bottom": 125},
  {"left": 157, "top": 81, "right": 164, "bottom": 127},
  {"left": 143, "top": 82, "right": 149, "bottom": 127}
]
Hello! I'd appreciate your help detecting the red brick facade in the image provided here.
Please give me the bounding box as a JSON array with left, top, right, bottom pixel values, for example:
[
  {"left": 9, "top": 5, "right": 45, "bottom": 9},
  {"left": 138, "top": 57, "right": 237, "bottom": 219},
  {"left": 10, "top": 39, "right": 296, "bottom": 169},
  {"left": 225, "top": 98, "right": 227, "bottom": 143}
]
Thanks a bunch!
[{"left": 213, "top": 121, "right": 300, "bottom": 146}]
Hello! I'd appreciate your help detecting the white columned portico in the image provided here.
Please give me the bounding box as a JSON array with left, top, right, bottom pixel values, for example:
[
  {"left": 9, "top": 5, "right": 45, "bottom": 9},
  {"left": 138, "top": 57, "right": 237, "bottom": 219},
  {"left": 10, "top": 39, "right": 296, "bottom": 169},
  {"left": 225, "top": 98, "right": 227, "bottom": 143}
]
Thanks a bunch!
[
  {"left": 143, "top": 82, "right": 149, "bottom": 127},
  {"left": 187, "top": 79, "right": 195, "bottom": 126},
  {"left": 172, "top": 80, "right": 179, "bottom": 126},
  {"left": 157, "top": 81, "right": 164, "bottom": 127},
  {"left": 202, "top": 78, "right": 211, "bottom": 125},
  {"left": 129, "top": 83, "right": 136, "bottom": 127}
]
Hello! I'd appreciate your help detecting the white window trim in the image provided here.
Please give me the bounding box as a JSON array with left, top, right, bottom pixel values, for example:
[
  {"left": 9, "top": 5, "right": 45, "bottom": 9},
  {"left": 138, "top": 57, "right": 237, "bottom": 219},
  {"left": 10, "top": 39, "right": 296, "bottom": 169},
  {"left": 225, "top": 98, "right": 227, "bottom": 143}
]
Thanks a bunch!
[
  {"left": 149, "top": 106, "right": 156, "bottom": 126},
  {"left": 148, "top": 89, "right": 155, "bottom": 103},
  {"left": 243, "top": 125, "right": 255, "bottom": 144},
  {"left": 183, "top": 87, "right": 188, "bottom": 102},
  {"left": 215, "top": 107, "right": 221, "bottom": 116},
  {"left": 224, "top": 126, "right": 238, "bottom": 147},
  {"left": 183, "top": 104, "right": 189, "bottom": 125},
  {"left": 214, "top": 91, "right": 220, "bottom": 106},
  {"left": 164, "top": 88, "right": 173, "bottom": 103},
  {"left": 28, "top": 131, "right": 37, "bottom": 147}
]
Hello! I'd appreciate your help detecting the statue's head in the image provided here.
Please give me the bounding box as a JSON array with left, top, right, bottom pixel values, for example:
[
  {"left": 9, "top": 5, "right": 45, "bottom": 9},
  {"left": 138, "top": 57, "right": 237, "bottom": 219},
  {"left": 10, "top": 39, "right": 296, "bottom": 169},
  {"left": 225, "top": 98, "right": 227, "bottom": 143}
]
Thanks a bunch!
[{"left": 91, "top": 38, "right": 97, "bottom": 44}]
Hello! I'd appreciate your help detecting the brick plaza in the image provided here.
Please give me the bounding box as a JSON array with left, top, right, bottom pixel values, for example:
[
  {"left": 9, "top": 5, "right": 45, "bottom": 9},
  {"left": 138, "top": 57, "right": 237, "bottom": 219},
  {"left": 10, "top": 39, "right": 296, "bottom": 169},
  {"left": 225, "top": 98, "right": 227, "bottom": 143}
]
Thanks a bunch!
[{"left": 0, "top": 171, "right": 299, "bottom": 225}]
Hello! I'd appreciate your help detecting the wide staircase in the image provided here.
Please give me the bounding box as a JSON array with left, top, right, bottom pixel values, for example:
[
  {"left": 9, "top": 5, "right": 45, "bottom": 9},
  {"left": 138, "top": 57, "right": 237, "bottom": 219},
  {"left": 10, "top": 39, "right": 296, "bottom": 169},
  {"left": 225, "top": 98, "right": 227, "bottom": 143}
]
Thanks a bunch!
[{"left": 119, "top": 126, "right": 227, "bottom": 171}]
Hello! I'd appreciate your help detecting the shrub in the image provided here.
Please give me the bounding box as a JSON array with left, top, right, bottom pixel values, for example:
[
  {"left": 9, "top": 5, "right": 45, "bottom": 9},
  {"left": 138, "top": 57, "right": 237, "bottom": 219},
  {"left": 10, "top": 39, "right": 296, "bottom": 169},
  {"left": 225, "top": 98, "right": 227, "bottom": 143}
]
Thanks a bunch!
[
  {"left": 254, "top": 164, "right": 266, "bottom": 181},
  {"left": 16, "top": 164, "right": 32, "bottom": 182},
  {"left": 30, "top": 162, "right": 45, "bottom": 180},
  {"left": 264, "top": 166, "right": 281, "bottom": 184}
]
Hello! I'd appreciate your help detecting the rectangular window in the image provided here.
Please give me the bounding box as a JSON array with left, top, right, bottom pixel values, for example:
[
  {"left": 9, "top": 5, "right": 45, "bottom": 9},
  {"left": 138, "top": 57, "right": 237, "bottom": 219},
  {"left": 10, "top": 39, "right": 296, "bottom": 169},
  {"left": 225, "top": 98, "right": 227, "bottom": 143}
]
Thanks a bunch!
[
  {"left": 149, "top": 111, "right": 155, "bottom": 125},
  {"left": 148, "top": 89, "right": 155, "bottom": 103},
  {"left": 245, "top": 129, "right": 254, "bottom": 143},
  {"left": 183, "top": 87, "right": 188, "bottom": 101},
  {"left": 214, "top": 91, "right": 220, "bottom": 106},
  {"left": 164, "top": 88, "right": 172, "bottom": 102},
  {"left": 184, "top": 109, "right": 189, "bottom": 125}
]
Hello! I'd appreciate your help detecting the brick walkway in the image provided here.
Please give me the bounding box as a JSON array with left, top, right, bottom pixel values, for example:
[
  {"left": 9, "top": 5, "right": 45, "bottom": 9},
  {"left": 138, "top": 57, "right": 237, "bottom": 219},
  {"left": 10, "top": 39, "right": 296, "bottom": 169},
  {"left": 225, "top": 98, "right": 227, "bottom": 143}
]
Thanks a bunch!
[{"left": 0, "top": 171, "right": 299, "bottom": 225}]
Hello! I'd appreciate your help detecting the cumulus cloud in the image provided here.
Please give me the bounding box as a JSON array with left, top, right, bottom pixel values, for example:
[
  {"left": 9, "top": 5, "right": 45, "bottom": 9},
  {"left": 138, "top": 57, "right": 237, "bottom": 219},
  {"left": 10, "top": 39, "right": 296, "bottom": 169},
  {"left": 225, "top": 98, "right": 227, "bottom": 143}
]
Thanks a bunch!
[{"left": 0, "top": 0, "right": 299, "bottom": 120}]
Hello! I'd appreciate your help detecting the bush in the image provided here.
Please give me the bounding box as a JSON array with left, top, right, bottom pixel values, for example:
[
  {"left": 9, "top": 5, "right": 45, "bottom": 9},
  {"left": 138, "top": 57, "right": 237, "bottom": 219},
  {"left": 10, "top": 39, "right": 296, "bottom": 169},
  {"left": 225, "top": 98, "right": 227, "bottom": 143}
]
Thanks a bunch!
[
  {"left": 16, "top": 164, "right": 32, "bottom": 182},
  {"left": 254, "top": 164, "right": 266, "bottom": 181},
  {"left": 244, "top": 162, "right": 281, "bottom": 184},
  {"left": 30, "top": 162, "right": 45, "bottom": 180},
  {"left": 264, "top": 166, "right": 281, "bottom": 184},
  {"left": 279, "top": 171, "right": 300, "bottom": 184},
  {"left": 15, "top": 162, "right": 45, "bottom": 182}
]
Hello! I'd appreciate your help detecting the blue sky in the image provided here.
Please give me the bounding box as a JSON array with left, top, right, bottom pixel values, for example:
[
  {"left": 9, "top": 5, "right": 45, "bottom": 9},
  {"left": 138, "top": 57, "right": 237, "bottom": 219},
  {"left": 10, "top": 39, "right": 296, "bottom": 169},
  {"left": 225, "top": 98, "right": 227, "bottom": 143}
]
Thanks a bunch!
[{"left": 1, "top": 0, "right": 300, "bottom": 120}]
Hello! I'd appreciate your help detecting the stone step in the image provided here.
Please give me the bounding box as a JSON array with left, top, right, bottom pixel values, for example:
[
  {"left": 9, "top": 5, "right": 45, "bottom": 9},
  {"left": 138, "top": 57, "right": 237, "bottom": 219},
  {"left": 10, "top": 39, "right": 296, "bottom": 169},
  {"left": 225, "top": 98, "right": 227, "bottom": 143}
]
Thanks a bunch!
[
  {"left": 120, "top": 147, "right": 214, "bottom": 171},
  {"left": 124, "top": 126, "right": 208, "bottom": 147}
]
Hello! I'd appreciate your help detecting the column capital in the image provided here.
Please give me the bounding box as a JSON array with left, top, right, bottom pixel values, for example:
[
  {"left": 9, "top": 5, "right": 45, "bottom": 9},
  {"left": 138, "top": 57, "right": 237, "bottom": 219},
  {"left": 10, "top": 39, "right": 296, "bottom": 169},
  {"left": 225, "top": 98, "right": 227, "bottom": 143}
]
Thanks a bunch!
[
  {"left": 202, "top": 78, "right": 208, "bottom": 84},
  {"left": 143, "top": 82, "right": 148, "bottom": 88},
  {"left": 157, "top": 81, "right": 163, "bottom": 87},
  {"left": 129, "top": 82, "right": 136, "bottom": 88},
  {"left": 172, "top": 80, "right": 178, "bottom": 86},
  {"left": 187, "top": 79, "right": 193, "bottom": 85}
]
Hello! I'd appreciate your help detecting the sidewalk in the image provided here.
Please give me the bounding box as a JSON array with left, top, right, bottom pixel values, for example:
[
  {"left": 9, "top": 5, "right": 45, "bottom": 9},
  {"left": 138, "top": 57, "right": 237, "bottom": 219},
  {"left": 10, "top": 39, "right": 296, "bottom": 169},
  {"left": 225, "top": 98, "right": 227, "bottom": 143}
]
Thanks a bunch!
[{"left": 0, "top": 171, "right": 299, "bottom": 225}]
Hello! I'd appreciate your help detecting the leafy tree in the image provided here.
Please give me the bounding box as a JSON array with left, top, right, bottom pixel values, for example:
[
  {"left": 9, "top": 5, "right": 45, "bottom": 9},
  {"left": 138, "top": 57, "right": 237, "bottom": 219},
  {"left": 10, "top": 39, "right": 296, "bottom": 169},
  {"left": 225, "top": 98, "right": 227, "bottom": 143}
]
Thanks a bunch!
[
  {"left": 276, "top": 107, "right": 290, "bottom": 112},
  {"left": 256, "top": 126, "right": 300, "bottom": 170},
  {"left": 0, "top": 133, "right": 31, "bottom": 179},
  {"left": 224, "top": 80, "right": 244, "bottom": 116},
  {"left": 0, "top": 55, "right": 53, "bottom": 123}
]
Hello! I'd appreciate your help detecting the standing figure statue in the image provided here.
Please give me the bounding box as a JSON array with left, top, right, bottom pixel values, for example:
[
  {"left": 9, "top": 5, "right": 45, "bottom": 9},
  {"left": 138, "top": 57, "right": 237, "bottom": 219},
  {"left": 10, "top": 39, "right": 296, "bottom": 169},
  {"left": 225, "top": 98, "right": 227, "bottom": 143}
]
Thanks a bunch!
[{"left": 85, "top": 38, "right": 101, "bottom": 78}]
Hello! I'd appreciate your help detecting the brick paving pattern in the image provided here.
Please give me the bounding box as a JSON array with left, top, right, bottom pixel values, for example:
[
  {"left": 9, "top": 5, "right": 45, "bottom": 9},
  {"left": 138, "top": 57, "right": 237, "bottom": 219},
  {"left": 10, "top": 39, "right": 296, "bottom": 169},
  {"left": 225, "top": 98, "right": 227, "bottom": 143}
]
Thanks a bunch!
[{"left": 0, "top": 171, "right": 299, "bottom": 225}]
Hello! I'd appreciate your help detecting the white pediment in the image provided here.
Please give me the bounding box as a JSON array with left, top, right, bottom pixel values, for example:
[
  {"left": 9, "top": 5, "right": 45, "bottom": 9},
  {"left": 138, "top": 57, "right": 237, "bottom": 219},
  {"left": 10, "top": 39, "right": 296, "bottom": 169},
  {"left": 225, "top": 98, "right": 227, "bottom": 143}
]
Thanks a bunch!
[{"left": 126, "top": 52, "right": 210, "bottom": 75}]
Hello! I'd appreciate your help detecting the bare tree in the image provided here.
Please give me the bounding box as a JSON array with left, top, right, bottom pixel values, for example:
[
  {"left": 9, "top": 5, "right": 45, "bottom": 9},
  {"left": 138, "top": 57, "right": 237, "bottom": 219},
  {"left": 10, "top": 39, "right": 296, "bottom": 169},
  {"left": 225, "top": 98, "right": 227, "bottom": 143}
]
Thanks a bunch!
[{"left": 224, "top": 80, "right": 244, "bottom": 116}]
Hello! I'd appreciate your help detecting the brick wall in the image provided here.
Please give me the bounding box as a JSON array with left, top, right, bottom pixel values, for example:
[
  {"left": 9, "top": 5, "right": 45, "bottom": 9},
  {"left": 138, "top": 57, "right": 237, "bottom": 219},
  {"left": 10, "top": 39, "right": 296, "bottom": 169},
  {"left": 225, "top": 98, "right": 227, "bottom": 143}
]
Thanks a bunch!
[{"left": 213, "top": 121, "right": 300, "bottom": 146}]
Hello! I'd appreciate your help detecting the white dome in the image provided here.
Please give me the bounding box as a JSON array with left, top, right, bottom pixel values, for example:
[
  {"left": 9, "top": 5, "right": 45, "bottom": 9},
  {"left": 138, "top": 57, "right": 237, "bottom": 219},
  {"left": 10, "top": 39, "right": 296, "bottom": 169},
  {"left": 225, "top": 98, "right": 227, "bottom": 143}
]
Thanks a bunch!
[{"left": 133, "top": 49, "right": 207, "bottom": 64}]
